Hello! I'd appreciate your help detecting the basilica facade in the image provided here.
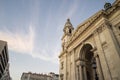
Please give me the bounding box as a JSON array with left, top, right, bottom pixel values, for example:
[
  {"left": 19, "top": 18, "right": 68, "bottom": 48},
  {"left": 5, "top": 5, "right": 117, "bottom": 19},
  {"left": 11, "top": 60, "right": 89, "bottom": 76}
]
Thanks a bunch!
[{"left": 59, "top": 0, "right": 120, "bottom": 80}]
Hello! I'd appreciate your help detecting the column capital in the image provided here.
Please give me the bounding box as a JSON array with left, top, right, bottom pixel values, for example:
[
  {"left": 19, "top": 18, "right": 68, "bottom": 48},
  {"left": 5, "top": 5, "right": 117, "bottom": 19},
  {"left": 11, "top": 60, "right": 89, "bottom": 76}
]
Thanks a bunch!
[
  {"left": 76, "top": 59, "right": 85, "bottom": 66},
  {"left": 80, "top": 61, "right": 85, "bottom": 66},
  {"left": 76, "top": 60, "right": 80, "bottom": 66}
]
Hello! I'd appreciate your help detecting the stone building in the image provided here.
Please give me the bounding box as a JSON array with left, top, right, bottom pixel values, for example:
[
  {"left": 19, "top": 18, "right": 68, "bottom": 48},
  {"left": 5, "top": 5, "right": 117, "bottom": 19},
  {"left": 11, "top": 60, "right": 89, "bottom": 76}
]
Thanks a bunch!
[
  {"left": 49, "top": 72, "right": 59, "bottom": 80},
  {"left": 0, "top": 40, "right": 10, "bottom": 80},
  {"left": 21, "top": 72, "right": 59, "bottom": 80},
  {"left": 59, "top": 0, "right": 120, "bottom": 80}
]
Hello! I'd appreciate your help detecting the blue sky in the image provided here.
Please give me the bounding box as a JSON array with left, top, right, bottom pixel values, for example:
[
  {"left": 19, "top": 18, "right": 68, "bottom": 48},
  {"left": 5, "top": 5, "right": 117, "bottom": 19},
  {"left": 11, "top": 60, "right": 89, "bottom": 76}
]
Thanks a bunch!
[{"left": 0, "top": 0, "right": 115, "bottom": 80}]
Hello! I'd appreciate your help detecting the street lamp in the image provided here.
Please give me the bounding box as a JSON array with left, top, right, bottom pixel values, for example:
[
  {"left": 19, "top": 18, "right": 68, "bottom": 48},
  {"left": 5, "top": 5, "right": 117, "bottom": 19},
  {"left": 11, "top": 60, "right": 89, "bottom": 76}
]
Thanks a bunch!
[
  {"left": 92, "top": 59, "right": 98, "bottom": 80},
  {"left": 92, "top": 61, "right": 96, "bottom": 69}
]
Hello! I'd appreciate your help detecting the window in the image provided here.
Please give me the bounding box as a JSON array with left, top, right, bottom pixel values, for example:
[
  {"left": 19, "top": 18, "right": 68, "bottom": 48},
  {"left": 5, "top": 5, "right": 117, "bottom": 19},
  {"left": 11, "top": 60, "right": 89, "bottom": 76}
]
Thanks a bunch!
[
  {"left": 24, "top": 76, "right": 27, "bottom": 79},
  {"left": 2, "top": 50, "right": 7, "bottom": 66},
  {"left": 60, "top": 74, "right": 64, "bottom": 80},
  {"left": 4, "top": 46, "right": 8, "bottom": 62},
  {"left": 0, "top": 64, "right": 4, "bottom": 73},
  {"left": 61, "top": 62, "right": 64, "bottom": 69},
  {"left": 119, "top": 26, "right": 120, "bottom": 30},
  {"left": 69, "top": 29, "right": 71, "bottom": 34},
  {"left": 0, "top": 74, "right": 2, "bottom": 79}
]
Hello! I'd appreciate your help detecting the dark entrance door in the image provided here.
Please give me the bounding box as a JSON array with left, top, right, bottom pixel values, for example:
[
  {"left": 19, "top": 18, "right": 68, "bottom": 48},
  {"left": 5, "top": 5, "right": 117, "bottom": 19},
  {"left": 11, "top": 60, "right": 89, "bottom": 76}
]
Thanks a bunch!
[{"left": 80, "top": 44, "right": 99, "bottom": 80}]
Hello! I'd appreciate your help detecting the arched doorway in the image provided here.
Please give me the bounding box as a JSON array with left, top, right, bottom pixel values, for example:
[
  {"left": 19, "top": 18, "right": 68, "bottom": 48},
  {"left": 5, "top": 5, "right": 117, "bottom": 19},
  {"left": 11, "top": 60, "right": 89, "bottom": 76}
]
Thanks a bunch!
[{"left": 80, "top": 44, "right": 99, "bottom": 80}]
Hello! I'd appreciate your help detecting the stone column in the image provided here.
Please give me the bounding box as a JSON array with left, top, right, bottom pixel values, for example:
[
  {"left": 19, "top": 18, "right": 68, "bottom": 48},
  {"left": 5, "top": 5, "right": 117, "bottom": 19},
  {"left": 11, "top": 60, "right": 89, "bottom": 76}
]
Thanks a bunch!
[
  {"left": 79, "top": 65, "right": 83, "bottom": 80},
  {"left": 83, "top": 66, "right": 87, "bottom": 80},
  {"left": 76, "top": 61, "right": 80, "bottom": 80},
  {"left": 76, "top": 60, "right": 84, "bottom": 80},
  {"left": 80, "top": 61, "right": 87, "bottom": 80},
  {"left": 92, "top": 68, "right": 96, "bottom": 80},
  {"left": 76, "top": 66, "right": 79, "bottom": 80}
]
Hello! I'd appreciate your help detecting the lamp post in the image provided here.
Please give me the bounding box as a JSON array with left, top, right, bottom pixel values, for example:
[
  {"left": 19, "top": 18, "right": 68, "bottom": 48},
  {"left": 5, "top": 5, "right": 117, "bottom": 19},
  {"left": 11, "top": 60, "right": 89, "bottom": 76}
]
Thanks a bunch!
[{"left": 92, "top": 60, "right": 98, "bottom": 80}]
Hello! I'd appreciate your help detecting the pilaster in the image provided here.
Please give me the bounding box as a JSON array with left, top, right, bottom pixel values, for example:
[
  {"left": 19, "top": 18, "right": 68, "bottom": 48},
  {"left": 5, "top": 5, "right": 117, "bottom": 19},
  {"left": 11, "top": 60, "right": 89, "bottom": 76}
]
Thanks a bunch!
[{"left": 93, "top": 26, "right": 112, "bottom": 80}]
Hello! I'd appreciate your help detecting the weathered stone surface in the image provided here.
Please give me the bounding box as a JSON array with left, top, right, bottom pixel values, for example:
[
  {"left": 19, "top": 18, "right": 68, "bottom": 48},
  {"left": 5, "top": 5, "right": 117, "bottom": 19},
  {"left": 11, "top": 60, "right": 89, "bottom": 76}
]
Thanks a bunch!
[{"left": 59, "top": 0, "right": 120, "bottom": 80}]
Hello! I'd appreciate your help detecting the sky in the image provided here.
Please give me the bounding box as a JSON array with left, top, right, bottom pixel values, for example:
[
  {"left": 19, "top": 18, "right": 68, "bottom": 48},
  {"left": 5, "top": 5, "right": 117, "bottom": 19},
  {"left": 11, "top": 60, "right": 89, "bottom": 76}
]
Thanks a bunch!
[{"left": 0, "top": 0, "right": 115, "bottom": 80}]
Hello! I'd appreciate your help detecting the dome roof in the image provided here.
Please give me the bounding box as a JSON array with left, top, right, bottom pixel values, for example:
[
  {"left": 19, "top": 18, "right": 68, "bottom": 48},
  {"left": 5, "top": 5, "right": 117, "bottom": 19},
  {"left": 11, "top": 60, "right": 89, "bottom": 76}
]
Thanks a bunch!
[{"left": 104, "top": 2, "right": 112, "bottom": 10}]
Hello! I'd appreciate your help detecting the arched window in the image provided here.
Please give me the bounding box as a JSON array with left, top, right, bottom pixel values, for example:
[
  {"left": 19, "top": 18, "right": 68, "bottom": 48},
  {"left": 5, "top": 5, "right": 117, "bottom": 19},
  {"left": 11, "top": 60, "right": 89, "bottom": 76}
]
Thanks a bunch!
[
  {"left": 79, "top": 44, "right": 99, "bottom": 80},
  {"left": 118, "top": 26, "right": 120, "bottom": 30},
  {"left": 69, "top": 29, "right": 71, "bottom": 34}
]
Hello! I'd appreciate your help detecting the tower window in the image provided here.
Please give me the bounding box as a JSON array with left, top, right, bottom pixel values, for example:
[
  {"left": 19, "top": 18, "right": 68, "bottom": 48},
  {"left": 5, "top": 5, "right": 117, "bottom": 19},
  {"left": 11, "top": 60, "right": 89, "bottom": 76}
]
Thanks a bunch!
[
  {"left": 69, "top": 29, "right": 71, "bottom": 34},
  {"left": 119, "top": 26, "right": 120, "bottom": 30},
  {"left": 61, "top": 62, "right": 64, "bottom": 69}
]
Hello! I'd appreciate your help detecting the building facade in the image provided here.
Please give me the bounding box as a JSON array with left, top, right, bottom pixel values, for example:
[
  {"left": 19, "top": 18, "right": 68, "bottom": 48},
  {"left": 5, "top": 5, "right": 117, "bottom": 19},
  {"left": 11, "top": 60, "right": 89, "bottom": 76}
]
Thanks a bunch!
[
  {"left": 0, "top": 40, "right": 10, "bottom": 80},
  {"left": 59, "top": 0, "right": 120, "bottom": 80},
  {"left": 49, "top": 72, "right": 59, "bottom": 80},
  {"left": 21, "top": 72, "right": 59, "bottom": 80}
]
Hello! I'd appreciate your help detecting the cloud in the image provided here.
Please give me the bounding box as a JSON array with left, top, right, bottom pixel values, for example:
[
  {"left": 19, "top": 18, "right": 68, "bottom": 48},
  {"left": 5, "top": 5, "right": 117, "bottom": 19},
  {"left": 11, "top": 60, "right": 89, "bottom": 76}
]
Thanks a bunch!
[
  {"left": 66, "top": 0, "right": 79, "bottom": 18},
  {"left": 0, "top": 26, "right": 34, "bottom": 54},
  {"left": 31, "top": 48, "right": 59, "bottom": 63},
  {"left": 0, "top": 25, "right": 59, "bottom": 63}
]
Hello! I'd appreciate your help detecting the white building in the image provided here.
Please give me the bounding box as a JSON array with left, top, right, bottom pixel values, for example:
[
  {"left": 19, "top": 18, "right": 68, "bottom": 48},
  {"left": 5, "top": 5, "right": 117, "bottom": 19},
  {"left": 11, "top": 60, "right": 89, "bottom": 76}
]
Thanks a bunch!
[
  {"left": 21, "top": 72, "right": 59, "bottom": 80},
  {"left": 0, "top": 40, "right": 10, "bottom": 80}
]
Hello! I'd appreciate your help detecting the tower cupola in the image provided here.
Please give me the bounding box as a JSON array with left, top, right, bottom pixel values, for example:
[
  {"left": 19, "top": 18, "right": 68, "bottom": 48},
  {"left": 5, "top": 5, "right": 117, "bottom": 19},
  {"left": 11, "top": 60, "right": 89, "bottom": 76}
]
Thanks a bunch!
[{"left": 63, "top": 19, "right": 74, "bottom": 36}]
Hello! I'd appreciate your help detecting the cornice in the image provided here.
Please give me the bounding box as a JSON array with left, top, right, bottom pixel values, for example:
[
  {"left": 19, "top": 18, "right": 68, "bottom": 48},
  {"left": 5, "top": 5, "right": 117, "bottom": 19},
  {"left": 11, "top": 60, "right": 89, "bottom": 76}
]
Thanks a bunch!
[
  {"left": 106, "top": 0, "right": 120, "bottom": 15},
  {"left": 112, "top": 0, "right": 120, "bottom": 6},
  {"left": 66, "top": 10, "right": 106, "bottom": 47},
  {"left": 59, "top": 50, "right": 67, "bottom": 58}
]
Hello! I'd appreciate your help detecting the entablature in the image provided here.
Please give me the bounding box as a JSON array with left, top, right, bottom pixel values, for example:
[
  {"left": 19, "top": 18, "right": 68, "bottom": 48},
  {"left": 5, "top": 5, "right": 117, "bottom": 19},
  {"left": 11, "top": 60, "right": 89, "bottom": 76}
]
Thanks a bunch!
[
  {"left": 67, "top": 18, "right": 112, "bottom": 53},
  {"left": 59, "top": 50, "right": 67, "bottom": 58}
]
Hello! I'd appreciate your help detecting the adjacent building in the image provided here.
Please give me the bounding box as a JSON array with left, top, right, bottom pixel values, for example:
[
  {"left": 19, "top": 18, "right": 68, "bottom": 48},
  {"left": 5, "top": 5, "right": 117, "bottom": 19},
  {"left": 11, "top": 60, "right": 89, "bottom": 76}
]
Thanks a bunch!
[
  {"left": 21, "top": 72, "right": 59, "bottom": 80},
  {"left": 0, "top": 40, "right": 10, "bottom": 80},
  {"left": 59, "top": 0, "right": 120, "bottom": 80},
  {"left": 49, "top": 72, "right": 59, "bottom": 80}
]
